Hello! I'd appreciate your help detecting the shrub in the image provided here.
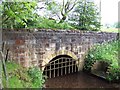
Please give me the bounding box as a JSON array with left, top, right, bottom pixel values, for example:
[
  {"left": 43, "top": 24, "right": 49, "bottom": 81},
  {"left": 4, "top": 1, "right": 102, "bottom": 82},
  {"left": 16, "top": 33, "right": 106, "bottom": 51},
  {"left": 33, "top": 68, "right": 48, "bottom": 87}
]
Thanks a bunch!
[
  {"left": 83, "top": 40, "right": 120, "bottom": 81},
  {"left": 2, "top": 61, "right": 45, "bottom": 88},
  {"left": 27, "top": 67, "right": 45, "bottom": 88},
  {"left": 31, "top": 17, "right": 75, "bottom": 30},
  {"left": 106, "top": 67, "right": 120, "bottom": 81}
]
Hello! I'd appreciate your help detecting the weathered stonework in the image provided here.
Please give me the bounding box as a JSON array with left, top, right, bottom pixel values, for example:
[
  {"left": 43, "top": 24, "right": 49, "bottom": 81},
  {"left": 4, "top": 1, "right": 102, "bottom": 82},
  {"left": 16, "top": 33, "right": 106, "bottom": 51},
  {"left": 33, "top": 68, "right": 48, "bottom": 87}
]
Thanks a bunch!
[{"left": 3, "top": 29, "right": 118, "bottom": 71}]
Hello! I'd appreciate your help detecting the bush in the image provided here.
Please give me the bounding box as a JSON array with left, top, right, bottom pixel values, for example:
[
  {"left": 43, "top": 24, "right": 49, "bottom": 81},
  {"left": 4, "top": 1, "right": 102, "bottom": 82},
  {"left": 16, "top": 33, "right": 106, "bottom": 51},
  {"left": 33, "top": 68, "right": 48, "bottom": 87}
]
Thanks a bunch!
[
  {"left": 30, "top": 17, "right": 75, "bottom": 30},
  {"left": 106, "top": 67, "right": 120, "bottom": 81},
  {"left": 2, "top": 61, "right": 31, "bottom": 88},
  {"left": 2, "top": 61, "right": 45, "bottom": 88},
  {"left": 27, "top": 67, "right": 45, "bottom": 88},
  {"left": 83, "top": 40, "right": 120, "bottom": 81}
]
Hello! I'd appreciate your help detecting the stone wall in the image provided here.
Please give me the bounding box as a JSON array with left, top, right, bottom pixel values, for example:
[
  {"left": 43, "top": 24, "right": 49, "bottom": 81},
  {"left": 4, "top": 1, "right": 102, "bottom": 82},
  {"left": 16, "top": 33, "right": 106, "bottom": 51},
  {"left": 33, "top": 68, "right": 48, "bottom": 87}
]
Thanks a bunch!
[{"left": 2, "top": 29, "right": 118, "bottom": 70}]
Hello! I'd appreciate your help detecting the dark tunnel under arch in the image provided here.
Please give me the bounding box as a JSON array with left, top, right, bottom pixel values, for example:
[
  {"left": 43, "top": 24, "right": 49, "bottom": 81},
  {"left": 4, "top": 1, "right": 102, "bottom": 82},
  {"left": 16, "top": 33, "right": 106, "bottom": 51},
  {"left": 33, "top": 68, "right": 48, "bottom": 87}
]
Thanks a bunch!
[{"left": 43, "top": 55, "right": 79, "bottom": 78}]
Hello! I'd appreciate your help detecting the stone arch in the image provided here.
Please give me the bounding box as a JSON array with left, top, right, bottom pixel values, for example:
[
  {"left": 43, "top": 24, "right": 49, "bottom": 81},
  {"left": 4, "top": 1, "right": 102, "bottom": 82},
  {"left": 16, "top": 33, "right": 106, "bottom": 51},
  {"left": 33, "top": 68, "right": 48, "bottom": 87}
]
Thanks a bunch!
[
  {"left": 42, "top": 50, "right": 78, "bottom": 71},
  {"left": 91, "top": 60, "right": 110, "bottom": 74}
]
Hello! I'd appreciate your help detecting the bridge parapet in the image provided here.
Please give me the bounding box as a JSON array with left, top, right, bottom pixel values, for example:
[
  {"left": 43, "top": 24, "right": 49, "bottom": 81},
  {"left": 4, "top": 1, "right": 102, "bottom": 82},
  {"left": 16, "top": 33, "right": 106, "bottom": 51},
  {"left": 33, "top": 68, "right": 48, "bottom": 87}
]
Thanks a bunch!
[{"left": 3, "top": 29, "right": 118, "bottom": 70}]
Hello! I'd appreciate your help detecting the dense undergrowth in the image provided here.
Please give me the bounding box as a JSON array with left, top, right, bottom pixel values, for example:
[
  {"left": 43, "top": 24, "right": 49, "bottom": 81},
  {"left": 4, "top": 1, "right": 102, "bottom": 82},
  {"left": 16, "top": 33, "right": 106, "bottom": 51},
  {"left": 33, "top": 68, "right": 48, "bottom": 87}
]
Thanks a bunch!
[
  {"left": 2, "top": 61, "right": 45, "bottom": 88},
  {"left": 84, "top": 40, "right": 120, "bottom": 82}
]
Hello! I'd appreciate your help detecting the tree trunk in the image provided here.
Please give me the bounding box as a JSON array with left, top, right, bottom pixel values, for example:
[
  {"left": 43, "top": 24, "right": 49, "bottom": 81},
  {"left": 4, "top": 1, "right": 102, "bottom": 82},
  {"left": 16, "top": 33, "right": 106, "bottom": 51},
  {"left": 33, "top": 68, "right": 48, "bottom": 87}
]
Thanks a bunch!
[{"left": 59, "top": 15, "right": 67, "bottom": 23}]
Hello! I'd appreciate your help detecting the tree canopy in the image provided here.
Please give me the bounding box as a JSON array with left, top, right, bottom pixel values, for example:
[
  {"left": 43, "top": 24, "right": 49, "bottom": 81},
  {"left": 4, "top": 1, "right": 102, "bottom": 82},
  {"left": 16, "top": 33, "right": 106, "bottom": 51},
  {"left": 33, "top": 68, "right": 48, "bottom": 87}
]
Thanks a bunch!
[
  {"left": 2, "top": 1, "right": 38, "bottom": 29},
  {"left": 1, "top": 0, "right": 101, "bottom": 31},
  {"left": 69, "top": 0, "right": 101, "bottom": 30}
]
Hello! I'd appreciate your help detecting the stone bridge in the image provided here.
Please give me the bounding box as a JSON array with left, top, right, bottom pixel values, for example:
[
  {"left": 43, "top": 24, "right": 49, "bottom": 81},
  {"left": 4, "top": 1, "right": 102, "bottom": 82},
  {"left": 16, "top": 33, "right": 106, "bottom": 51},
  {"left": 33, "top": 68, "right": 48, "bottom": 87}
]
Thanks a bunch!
[{"left": 3, "top": 29, "right": 118, "bottom": 78}]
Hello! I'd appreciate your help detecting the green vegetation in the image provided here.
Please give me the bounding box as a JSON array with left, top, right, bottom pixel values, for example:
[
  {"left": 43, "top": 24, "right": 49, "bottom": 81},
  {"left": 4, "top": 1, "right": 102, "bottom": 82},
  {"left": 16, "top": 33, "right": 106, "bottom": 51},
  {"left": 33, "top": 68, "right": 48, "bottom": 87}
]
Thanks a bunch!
[
  {"left": 1, "top": 0, "right": 101, "bottom": 31},
  {"left": 2, "top": 61, "right": 45, "bottom": 88},
  {"left": 2, "top": 1, "right": 38, "bottom": 29},
  {"left": 69, "top": 1, "right": 101, "bottom": 31},
  {"left": 100, "top": 28, "right": 118, "bottom": 33},
  {"left": 33, "top": 17, "right": 74, "bottom": 30},
  {"left": 27, "top": 67, "right": 45, "bottom": 88},
  {"left": 45, "top": 0, "right": 77, "bottom": 23},
  {"left": 84, "top": 40, "right": 120, "bottom": 81}
]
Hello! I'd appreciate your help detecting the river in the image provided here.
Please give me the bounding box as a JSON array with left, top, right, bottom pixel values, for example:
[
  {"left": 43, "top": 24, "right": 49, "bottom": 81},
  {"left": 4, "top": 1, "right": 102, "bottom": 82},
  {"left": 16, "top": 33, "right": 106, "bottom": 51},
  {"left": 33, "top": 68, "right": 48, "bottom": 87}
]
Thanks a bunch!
[{"left": 44, "top": 72, "right": 120, "bottom": 88}]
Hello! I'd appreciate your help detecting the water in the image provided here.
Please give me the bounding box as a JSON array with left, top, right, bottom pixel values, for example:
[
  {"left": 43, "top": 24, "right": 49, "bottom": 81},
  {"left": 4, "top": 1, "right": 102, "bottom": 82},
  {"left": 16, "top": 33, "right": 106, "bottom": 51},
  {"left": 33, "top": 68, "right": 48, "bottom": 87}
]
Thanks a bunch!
[{"left": 45, "top": 72, "right": 120, "bottom": 88}]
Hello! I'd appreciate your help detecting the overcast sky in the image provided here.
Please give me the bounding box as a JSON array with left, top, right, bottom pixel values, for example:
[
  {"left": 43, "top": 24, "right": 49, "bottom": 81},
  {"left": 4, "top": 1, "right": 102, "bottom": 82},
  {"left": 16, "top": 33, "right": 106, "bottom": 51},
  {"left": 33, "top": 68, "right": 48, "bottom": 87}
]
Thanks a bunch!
[{"left": 95, "top": 0, "right": 119, "bottom": 25}]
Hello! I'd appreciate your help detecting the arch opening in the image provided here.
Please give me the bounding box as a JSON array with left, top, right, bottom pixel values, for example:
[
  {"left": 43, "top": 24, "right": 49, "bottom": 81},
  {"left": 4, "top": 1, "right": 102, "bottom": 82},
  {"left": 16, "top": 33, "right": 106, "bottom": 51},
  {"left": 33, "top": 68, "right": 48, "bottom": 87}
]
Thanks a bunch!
[
  {"left": 91, "top": 61, "right": 110, "bottom": 77},
  {"left": 43, "top": 55, "right": 79, "bottom": 78}
]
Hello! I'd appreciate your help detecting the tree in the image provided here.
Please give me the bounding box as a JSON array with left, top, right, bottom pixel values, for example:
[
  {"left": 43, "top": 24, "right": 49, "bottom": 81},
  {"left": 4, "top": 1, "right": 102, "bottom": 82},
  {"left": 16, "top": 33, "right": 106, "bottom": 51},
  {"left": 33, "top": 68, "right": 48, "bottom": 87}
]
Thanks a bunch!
[
  {"left": 69, "top": 0, "right": 101, "bottom": 31},
  {"left": 60, "top": 0, "right": 78, "bottom": 23},
  {"left": 113, "top": 22, "right": 120, "bottom": 28},
  {"left": 2, "top": 0, "right": 38, "bottom": 29},
  {"left": 44, "top": 0, "right": 78, "bottom": 23}
]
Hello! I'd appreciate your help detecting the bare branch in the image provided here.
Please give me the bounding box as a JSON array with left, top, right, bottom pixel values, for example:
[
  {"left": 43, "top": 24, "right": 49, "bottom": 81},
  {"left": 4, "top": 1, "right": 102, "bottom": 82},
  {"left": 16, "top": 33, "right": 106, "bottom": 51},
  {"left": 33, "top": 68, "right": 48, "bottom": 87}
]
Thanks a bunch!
[
  {"left": 67, "top": 0, "right": 78, "bottom": 13},
  {"left": 65, "top": 1, "right": 70, "bottom": 13},
  {"left": 55, "top": 13, "right": 61, "bottom": 20},
  {"left": 61, "top": 0, "right": 65, "bottom": 16}
]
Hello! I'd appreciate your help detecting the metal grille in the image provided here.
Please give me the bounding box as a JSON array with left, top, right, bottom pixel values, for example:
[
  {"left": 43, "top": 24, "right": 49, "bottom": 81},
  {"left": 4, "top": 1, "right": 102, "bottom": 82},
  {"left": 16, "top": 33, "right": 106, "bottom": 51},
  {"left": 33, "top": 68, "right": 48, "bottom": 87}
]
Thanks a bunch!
[{"left": 43, "top": 55, "right": 79, "bottom": 78}]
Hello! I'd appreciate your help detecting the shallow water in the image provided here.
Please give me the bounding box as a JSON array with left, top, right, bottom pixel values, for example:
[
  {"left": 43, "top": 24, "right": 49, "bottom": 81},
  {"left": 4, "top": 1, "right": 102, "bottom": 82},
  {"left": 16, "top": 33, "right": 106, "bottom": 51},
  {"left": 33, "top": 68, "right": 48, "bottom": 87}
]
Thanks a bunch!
[{"left": 45, "top": 72, "right": 120, "bottom": 88}]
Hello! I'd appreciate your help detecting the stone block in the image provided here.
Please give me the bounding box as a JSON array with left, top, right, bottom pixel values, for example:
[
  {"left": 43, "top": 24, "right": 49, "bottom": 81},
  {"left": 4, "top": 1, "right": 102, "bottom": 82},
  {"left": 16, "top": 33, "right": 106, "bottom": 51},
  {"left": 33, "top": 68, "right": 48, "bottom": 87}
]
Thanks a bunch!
[{"left": 15, "top": 39, "right": 25, "bottom": 45}]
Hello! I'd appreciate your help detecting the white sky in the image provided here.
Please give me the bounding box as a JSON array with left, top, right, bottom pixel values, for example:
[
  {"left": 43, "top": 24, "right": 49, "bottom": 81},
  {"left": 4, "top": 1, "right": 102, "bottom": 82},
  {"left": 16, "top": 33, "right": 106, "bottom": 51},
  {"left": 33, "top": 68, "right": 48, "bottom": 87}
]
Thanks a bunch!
[{"left": 95, "top": 0, "right": 119, "bottom": 25}]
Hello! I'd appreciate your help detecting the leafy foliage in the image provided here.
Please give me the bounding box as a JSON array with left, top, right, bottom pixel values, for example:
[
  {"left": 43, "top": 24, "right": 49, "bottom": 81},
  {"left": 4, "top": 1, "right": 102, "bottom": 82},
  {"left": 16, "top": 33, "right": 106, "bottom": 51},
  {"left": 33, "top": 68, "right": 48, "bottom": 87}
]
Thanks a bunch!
[
  {"left": 1, "top": 0, "right": 101, "bottom": 31},
  {"left": 28, "top": 67, "right": 45, "bottom": 88},
  {"left": 84, "top": 40, "right": 120, "bottom": 81},
  {"left": 2, "top": 1, "right": 38, "bottom": 29},
  {"left": 2, "top": 61, "right": 45, "bottom": 88},
  {"left": 35, "top": 17, "right": 74, "bottom": 30},
  {"left": 107, "top": 67, "right": 120, "bottom": 81},
  {"left": 69, "top": 0, "right": 101, "bottom": 31},
  {"left": 1, "top": 0, "right": 75, "bottom": 30}
]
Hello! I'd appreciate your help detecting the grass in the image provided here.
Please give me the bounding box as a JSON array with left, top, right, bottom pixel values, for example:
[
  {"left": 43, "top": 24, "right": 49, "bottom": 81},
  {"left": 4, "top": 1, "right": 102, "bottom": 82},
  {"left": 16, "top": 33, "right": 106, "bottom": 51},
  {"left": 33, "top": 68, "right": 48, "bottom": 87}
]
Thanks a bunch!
[
  {"left": 2, "top": 61, "right": 45, "bottom": 88},
  {"left": 100, "top": 28, "right": 119, "bottom": 33}
]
